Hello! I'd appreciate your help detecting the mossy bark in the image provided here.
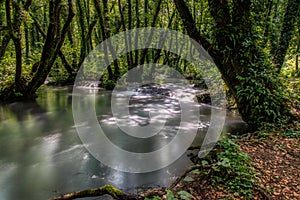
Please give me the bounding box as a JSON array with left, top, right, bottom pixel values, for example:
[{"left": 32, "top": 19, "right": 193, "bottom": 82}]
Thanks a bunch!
[
  {"left": 0, "top": 0, "right": 75, "bottom": 102},
  {"left": 173, "top": 0, "right": 294, "bottom": 129},
  {"left": 50, "top": 185, "right": 138, "bottom": 200},
  {"left": 27, "top": 0, "right": 75, "bottom": 95}
]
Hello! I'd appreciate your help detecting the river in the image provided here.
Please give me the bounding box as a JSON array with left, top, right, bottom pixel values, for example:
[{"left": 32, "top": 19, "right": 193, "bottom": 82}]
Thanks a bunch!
[{"left": 0, "top": 86, "right": 247, "bottom": 200}]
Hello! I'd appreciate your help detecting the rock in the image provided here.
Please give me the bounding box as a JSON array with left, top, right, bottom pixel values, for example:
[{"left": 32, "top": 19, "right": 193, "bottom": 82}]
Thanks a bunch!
[
  {"left": 135, "top": 85, "right": 174, "bottom": 97},
  {"left": 196, "top": 93, "right": 211, "bottom": 104}
]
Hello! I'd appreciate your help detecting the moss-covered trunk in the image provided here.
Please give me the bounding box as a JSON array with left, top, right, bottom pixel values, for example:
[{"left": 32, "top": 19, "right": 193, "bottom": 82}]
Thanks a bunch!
[
  {"left": 0, "top": 0, "right": 74, "bottom": 102},
  {"left": 26, "top": 0, "right": 74, "bottom": 96},
  {"left": 174, "top": 0, "right": 290, "bottom": 129}
]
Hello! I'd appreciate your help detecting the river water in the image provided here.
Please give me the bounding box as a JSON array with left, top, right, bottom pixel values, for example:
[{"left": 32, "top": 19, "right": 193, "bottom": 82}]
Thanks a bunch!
[{"left": 0, "top": 86, "right": 246, "bottom": 200}]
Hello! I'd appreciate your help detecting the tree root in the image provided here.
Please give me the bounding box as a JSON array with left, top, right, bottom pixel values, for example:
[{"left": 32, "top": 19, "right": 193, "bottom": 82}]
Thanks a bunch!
[{"left": 49, "top": 185, "right": 139, "bottom": 200}]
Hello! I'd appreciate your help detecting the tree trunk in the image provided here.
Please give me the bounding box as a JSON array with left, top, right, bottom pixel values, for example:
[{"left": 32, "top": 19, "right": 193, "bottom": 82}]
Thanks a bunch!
[
  {"left": 24, "top": 24, "right": 30, "bottom": 61},
  {"left": 31, "top": 13, "right": 76, "bottom": 81},
  {"left": 118, "top": 0, "right": 133, "bottom": 70},
  {"left": 296, "top": 27, "right": 300, "bottom": 73},
  {"left": 126, "top": 0, "right": 134, "bottom": 70},
  {"left": 134, "top": 0, "right": 139, "bottom": 66},
  {"left": 173, "top": 0, "right": 236, "bottom": 94},
  {"left": 0, "top": 33, "right": 11, "bottom": 60},
  {"left": 262, "top": 0, "right": 273, "bottom": 47},
  {"left": 6, "top": 0, "right": 23, "bottom": 91},
  {"left": 93, "top": 0, "right": 113, "bottom": 81},
  {"left": 27, "top": 0, "right": 75, "bottom": 95},
  {"left": 174, "top": 0, "right": 291, "bottom": 129},
  {"left": 76, "top": 0, "right": 87, "bottom": 67},
  {"left": 136, "top": 0, "right": 163, "bottom": 82},
  {"left": 273, "top": 0, "right": 300, "bottom": 73},
  {"left": 102, "top": 0, "right": 120, "bottom": 80},
  {"left": 138, "top": 0, "right": 163, "bottom": 66}
]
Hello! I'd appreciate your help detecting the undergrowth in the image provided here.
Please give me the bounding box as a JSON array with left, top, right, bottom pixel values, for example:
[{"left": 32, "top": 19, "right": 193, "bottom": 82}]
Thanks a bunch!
[
  {"left": 187, "top": 137, "right": 256, "bottom": 199},
  {"left": 209, "top": 137, "right": 256, "bottom": 199},
  {"left": 145, "top": 137, "right": 257, "bottom": 200}
]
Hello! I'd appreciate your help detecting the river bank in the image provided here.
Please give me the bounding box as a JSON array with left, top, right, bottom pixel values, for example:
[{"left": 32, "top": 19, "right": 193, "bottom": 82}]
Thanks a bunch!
[{"left": 50, "top": 131, "right": 300, "bottom": 200}]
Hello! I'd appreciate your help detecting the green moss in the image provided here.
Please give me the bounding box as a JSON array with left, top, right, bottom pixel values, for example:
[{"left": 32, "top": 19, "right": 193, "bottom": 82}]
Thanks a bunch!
[{"left": 102, "top": 185, "right": 123, "bottom": 198}]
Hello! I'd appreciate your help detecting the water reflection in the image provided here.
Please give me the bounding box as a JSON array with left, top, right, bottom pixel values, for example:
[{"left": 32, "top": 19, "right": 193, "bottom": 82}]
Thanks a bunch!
[{"left": 0, "top": 86, "right": 247, "bottom": 200}]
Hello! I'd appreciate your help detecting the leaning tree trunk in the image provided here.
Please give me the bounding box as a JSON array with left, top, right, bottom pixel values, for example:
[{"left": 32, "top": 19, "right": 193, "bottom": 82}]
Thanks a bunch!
[
  {"left": 174, "top": 0, "right": 292, "bottom": 129},
  {"left": 31, "top": 15, "right": 76, "bottom": 81}
]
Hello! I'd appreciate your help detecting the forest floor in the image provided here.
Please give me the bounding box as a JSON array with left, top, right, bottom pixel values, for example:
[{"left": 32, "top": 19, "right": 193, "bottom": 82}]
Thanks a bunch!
[
  {"left": 239, "top": 133, "right": 300, "bottom": 199},
  {"left": 168, "top": 132, "right": 300, "bottom": 200}
]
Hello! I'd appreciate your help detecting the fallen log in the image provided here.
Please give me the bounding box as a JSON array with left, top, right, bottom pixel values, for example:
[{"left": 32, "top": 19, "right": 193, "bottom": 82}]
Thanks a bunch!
[{"left": 49, "top": 185, "right": 139, "bottom": 200}]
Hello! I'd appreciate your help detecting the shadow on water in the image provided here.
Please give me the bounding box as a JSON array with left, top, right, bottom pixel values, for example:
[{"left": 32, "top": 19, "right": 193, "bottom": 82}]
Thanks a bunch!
[{"left": 0, "top": 86, "right": 247, "bottom": 200}]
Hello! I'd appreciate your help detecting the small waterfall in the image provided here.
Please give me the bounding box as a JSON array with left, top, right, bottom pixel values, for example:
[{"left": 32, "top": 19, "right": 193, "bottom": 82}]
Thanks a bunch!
[{"left": 75, "top": 81, "right": 101, "bottom": 89}]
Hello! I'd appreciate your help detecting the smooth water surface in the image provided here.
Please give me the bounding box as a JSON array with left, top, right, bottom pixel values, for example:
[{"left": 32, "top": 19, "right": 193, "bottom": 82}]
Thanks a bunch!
[{"left": 0, "top": 86, "right": 246, "bottom": 200}]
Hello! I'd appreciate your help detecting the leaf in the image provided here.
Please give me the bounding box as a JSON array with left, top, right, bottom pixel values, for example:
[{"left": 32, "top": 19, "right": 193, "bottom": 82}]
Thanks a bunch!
[
  {"left": 183, "top": 176, "right": 194, "bottom": 182},
  {"left": 145, "top": 196, "right": 161, "bottom": 200},
  {"left": 221, "top": 157, "right": 231, "bottom": 167},
  {"left": 166, "top": 190, "right": 177, "bottom": 200},
  {"left": 192, "top": 169, "right": 200, "bottom": 175},
  {"left": 201, "top": 160, "right": 209, "bottom": 166},
  {"left": 178, "top": 190, "right": 193, "bottom": 200}
]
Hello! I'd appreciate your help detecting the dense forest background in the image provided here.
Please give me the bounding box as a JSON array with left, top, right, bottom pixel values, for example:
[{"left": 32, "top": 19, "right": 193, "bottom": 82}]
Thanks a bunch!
[{"left": 0, "top": 0, "right": 299, "bottom": 129}]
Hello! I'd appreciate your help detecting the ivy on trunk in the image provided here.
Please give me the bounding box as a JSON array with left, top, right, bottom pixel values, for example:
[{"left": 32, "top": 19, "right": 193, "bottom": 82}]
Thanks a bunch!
[{"left": 173, "top": 0, "right": 293, "bottom": 129}]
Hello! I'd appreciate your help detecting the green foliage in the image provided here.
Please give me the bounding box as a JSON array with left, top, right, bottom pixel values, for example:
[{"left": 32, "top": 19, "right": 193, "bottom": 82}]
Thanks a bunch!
[
  {"left": 101, "top": 79, "right": 116, "bottom": 90},
  {"left": 209, "top": 138, "right": 256, "bottom": 199},
  {"left": 182, "top": 176, "right": 194, "bottom": 182},
  {"left": 281, "top": 59, "right": 300, "bottom": 78},
  {"left": 177, "top": 191, "right": 193, "bottom": 200},
  {"left": 282, "top": 129, "right": 300, "bottom": 138},
  {"left": 281, "top": 61, "right": 300, "bottom": 109},
  {"left": 235, "top": 65, "right": 286, "bottom": 128},
  {"left": 145, "top": 196, "right": 161, "bottom": 200},
  {"left": 0, "top": 0, "right": 298, "bottom": 131},
  {"left": 144, "top": 190, "right": 193, "bottom": 200},
  {"left": 192, "top": 168, "right": 201, "bottom": 174},
  {"left": 48, "top": 64, "right": 70, "bottom": 82},
  {"left": 166, "top": 190, "right": 178, "bottom": 200}
]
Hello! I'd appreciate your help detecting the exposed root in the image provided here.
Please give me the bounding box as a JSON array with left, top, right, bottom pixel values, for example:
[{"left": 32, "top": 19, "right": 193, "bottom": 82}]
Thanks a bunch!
[{"left": 49, "top": 185, "right": 139, "bottom": 200}]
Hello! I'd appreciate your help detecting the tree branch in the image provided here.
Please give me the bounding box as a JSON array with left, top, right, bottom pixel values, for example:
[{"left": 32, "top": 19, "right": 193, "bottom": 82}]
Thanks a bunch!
[
  {"left": 27, "top": 0, "right": 75, "bottom": 94},
  {"left": 30, "top": 13, "right": 75, "bottom": 77},
  {"left": 173, "top": 0, "right": 215, "bottom": 56},
  {"left": 49, "top": 185, "right": 139, "bottom": 200}
]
